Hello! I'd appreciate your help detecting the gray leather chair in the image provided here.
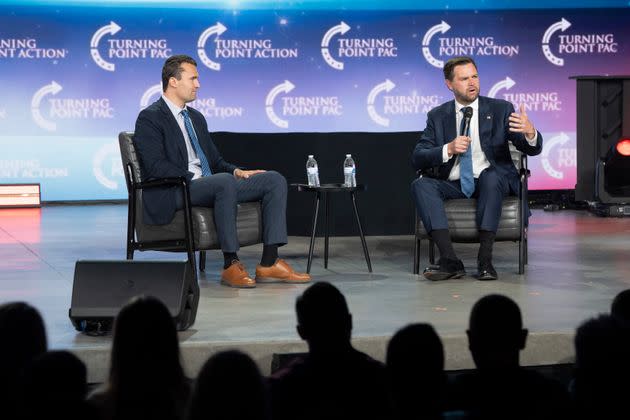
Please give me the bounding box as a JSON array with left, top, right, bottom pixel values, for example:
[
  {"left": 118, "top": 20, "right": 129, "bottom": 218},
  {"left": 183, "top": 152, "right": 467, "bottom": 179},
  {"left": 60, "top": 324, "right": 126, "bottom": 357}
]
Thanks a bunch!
[
  {"left": 413, "top": 149, "right": 528, "bottom": 274},
  {"left": 118, "top": 132, "right": 263, "bottom": 281}
]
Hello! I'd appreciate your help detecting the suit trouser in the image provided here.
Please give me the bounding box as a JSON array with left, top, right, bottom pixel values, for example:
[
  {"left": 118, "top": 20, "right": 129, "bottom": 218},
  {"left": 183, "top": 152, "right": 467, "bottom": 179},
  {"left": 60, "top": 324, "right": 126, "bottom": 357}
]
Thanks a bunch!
[
  {"left": 175, "top": 171, "right": 288, "bottom": 252},
  {"left": 411, "top": 167, "right": 509, "bottom": 234}
]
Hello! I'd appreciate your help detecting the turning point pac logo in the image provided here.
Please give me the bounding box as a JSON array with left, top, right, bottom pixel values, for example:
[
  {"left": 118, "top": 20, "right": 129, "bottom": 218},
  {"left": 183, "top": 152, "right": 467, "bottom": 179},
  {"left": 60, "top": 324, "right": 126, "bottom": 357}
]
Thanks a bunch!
[
  {"left": 542, "top": 18, "right": 618, "bottom": 66},
  {"left": 265, "top": 81, "right": 342, "bottom": 129},
  {"left": 90, "top": 21, "right": 171, "bottom": 71},
  {"left": 321, "top": 21, "right": 397, "bottom": 70},
  {"left": 93, "top": 141, "right": 124, "bottom": 190},
  {"left": 487, "top": 77, "right": 562, "bottom": 113},
  {"left": 31, "top": 81, "right": 114, "bottom": 132}
]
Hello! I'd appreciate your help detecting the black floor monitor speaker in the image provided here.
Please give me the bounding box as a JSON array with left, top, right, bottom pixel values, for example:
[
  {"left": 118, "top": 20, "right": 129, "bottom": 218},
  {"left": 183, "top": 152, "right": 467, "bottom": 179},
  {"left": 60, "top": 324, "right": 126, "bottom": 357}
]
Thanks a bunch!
[{"left": 69, "top": 260, "right": 199, "bottom": 333}]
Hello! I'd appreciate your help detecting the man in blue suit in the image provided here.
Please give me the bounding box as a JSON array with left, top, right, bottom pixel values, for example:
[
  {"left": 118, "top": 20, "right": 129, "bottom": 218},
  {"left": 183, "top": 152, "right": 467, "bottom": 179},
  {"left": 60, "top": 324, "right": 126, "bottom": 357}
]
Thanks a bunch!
[
  {"left": 411, "top": 56, "right": 542, "bottom": 280},
  {"left": 134, "top": 55, "right": 310, "bottom": 288}
]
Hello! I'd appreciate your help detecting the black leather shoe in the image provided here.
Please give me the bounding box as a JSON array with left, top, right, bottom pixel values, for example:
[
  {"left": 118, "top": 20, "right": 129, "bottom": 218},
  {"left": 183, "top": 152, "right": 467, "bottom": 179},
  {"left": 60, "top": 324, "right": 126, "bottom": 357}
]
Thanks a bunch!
[
  {"left": 477, "top": 258, "right": 498, "bottom": 281},
  {"left": 423, "top": 258, "right": 466, "bottom": 281}
]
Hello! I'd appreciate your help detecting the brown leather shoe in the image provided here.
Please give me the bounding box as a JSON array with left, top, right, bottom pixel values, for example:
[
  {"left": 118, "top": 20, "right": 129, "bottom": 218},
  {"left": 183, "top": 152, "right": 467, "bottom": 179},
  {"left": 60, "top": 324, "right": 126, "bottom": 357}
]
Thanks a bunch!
[
  {"left": 255, "top": 259, "right": 311, "bottom": 284},
  {"left": 221, "top": 261, "right": 256, "bottom": 288}
]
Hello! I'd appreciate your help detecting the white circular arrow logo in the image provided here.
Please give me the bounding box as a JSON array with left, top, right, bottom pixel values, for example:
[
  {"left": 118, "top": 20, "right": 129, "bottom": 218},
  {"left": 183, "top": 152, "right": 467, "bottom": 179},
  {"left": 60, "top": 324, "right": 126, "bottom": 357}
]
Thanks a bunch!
[
  {"left": 93, "top": 141, "right": 123, "bottom": 190},
  {"left": 541, "top": 132, "right": 570, "bottom": 179},
  {"left": 265, "top": 80, "right": 295, "bottom": 129},
  {"left": 367, "top": 79, "right": 396, "bottom": 127},
  {"left": 321, "top": 21, "right": 351, "bottom": 70},
  {"left": 488, "top": 76, "right": 516, "bottom": 99},
  {"left": 90, "top": 21, "right": 122, "bottom": 72},
  {"left": 542, "top": 18, "right": 571, "bottom": 66},
  {"left": 197, "top": 22, "right": 228, "bottom": 71},
  {"left": 140, "top": 83, "right": 162, "bottom": 109},
  {"left": 422, "top": 20, "right": 450, "bottom": 69},
  {"left": 31, "top": 81, "right": 62, "bottom": 132}
]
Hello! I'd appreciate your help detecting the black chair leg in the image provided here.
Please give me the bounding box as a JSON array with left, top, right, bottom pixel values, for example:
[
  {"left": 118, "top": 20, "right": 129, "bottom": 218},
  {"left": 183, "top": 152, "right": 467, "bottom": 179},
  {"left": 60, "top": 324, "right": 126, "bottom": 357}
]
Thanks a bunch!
[
  {"left": 413, "top": 237, "right": 420, "bottom": 274},
  {"left": 199, "top": 251, "right": 206, "bottom": 272},
  {"left": 429, "top": 239, "right": 436, "bottom": 265},
  {"left": 518, "top": 238, "right": 525, "bottom": 274}
]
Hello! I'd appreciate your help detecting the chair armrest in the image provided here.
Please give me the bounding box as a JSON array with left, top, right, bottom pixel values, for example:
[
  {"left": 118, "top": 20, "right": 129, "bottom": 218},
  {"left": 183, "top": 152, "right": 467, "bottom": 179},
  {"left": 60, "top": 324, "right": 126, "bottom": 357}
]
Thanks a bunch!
[{"left": 136, "top": 177, "right": 188, "bottom": 190}]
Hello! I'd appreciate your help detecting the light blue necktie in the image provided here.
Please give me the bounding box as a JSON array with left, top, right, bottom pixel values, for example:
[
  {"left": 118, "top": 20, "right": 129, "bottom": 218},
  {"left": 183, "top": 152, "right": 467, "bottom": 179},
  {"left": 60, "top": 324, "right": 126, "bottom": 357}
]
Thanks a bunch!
[
  {"left": 459, "top": 107, "right": 474, "bottom": 198},
  {"left": 181, "top": 108, "right": 212, "bottom": 177}
]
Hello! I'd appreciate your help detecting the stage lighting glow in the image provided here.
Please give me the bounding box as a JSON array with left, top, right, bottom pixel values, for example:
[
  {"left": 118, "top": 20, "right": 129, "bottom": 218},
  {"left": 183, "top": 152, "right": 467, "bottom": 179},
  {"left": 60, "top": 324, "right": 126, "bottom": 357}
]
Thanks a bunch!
[{"left": 616, "top": 138, "right": 630, "bottom": 156}]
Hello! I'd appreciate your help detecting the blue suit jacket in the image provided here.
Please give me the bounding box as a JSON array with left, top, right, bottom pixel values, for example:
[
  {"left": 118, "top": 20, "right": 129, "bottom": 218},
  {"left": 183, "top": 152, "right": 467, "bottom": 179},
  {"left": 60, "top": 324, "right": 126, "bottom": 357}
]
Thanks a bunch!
[
  {"left": 411, "top": 96, "right": 543, "bottom": 195},
  {"left": 133, "top": 97, "right": 237, "bottom": 225}
]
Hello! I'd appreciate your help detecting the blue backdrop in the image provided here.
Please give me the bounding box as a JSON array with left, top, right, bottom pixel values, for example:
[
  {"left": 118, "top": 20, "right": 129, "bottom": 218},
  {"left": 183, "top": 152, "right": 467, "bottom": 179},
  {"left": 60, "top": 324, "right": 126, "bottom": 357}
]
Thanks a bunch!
[{"left": 1, "top": 1, "right": 629, "bottom": 199}]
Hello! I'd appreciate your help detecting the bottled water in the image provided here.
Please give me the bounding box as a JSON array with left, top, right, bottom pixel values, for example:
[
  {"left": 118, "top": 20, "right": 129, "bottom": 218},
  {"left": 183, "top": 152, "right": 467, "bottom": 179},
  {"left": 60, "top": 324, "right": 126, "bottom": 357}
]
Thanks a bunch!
[
  {"left": 343, "top": 154, "right": 356, "bottom": 187},
  {"left": 306, "top": 155, "right": 320, "bottom": 187}
]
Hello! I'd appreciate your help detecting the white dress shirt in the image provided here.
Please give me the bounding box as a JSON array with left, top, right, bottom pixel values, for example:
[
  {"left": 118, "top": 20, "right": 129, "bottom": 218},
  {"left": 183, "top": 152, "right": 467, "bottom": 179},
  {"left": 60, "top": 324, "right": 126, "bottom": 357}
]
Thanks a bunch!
[
  {"left": 162, "top": 95, "right": 203, "bottom": 180},
  {"left": 441, "top": 98, "right": 538, "bottom": 181}
]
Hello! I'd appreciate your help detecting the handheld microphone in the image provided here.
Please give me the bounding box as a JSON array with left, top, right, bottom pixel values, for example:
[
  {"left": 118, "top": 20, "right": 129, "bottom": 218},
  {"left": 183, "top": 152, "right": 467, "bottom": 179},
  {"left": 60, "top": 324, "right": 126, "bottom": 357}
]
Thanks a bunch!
[{"left": 461, "top": 106, "right": 473, "bottom": 136}]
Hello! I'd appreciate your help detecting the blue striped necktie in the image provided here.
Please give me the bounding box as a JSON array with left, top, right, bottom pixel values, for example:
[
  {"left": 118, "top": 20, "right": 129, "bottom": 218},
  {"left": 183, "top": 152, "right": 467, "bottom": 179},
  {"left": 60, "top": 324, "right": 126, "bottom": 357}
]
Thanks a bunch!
[
  {"left": 181, "top": 108, "right": 212, "bottom": 177},
  {"left": 459, "top": 107, "right": 474, "bottom": 198}
]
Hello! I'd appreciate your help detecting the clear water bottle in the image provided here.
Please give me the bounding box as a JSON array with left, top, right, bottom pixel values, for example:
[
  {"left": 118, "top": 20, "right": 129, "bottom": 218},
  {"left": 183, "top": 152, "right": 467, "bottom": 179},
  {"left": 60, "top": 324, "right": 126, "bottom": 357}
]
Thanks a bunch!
[
  {"left": 343, "top": 154, "right": 356, "bottom": 187},
  {"left": 306, "top": 155, "right": 320, "bottom": 187}
]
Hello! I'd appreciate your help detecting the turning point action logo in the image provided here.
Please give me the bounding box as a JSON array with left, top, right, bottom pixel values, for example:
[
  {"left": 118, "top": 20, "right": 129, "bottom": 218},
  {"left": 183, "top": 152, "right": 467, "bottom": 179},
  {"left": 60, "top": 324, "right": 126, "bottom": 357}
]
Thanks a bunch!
[
  {"left": 422, "top": 20, "right": 519, "bottom": 68},
  {"left": 197, "top": 22, "right": 298, "bottom": 71},
  {"left": 542, "top": 18, "right": 618, "bottom": 66},
  {"left": 367, "top": 80, "right": 438, "bottom": 127},
  {"left": 265, "top": 81, "right": 342, "bottom": 129},
  {"left": 321, "top": 21, "right": 397, "bottom": 70},
  {"left": 90, "top": 21, "right": 171, "bottom": 71},
  {"left": 31, "top": 81, "right": 114, "bottom": 132},
  {"left": 0, "top": 38, "right": 67, "bottom": 59}
]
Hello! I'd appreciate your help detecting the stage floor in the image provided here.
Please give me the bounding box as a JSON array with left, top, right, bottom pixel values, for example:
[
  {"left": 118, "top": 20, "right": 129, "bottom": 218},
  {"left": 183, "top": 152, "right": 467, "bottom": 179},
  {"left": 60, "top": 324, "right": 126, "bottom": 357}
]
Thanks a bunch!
[{"left": 1, "top": 204, "right": 629, "bottom": 382}]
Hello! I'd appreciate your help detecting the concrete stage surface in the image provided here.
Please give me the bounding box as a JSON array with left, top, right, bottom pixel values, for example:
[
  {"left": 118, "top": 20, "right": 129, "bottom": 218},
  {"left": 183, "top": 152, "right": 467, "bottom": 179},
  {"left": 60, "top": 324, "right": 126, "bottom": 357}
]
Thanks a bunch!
[{"left": 1, "top": 204, "right": 629, "bottom": 383}]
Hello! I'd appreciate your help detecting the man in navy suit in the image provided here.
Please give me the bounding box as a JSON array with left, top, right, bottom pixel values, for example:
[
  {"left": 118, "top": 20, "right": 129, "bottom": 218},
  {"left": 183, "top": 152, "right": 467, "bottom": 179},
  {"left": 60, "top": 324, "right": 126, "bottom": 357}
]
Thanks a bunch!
[
  {"left": 134, "top": 55, "right": 310, "bottom": 288},
  {"left": 411, "top": 56, "right": 542, "bottom": 280}
]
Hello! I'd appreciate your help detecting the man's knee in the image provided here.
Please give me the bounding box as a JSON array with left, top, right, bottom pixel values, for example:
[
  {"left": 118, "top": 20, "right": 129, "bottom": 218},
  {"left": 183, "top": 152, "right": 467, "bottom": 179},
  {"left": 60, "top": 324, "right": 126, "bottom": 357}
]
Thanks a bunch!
[
  {"left": 212, "top": 173, "right": 237, "bottom": 194},
  {"left": 411, "top": 177, "right": 436, "bottom": 200},
  {"left": 264, "top": 170, "right": 287, "bottom": 194},
  {"left": 479, "top": 169, "right": 506, "bottom": 193}
]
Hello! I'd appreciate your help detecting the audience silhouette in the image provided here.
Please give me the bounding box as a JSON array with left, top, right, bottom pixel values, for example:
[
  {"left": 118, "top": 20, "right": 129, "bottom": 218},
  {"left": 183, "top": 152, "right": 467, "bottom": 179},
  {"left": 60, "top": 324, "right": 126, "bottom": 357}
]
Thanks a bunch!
[
  {"left": 88, "top": 295, "right": 191, "bottom": 420},
  {"left": 0, "top": 302, "right": 47, "bottom": 420},
  {"left": 187, "top": 349, "right": 269, "bottom": 420},
  {"left": 387, "top": 323, "right": 446, "bottom": 420},
  {"left": 19, "top": 350, "right": 94, "bottom": 420},
  {"left": 6, "top": 286, "right": 630, "bottom": 420},
  {"left": 270, "top": 281, "right": 389, "bottom": 420},
  {"left": 450, "top": 294, "right": 570, "bottom": 419},
  {"left": 610, "top": 288, "right": 630, "bottom": 322},
  {"left": 572, "top": 314, "right": 630, "bottom": 419}
]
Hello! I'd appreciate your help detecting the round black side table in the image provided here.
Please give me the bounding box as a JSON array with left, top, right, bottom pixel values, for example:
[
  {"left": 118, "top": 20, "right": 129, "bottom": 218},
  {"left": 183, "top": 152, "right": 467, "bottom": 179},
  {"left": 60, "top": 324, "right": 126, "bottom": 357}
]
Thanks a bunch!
[{"left": 292, "top": 183, "right": 372, "bottom": 273}]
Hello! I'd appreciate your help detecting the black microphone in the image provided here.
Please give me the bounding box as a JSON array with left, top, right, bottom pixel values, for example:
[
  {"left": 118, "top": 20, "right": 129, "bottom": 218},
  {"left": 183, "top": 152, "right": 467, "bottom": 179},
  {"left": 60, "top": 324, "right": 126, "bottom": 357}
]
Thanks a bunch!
[{"left": 461, "top": 106, "right": 473, "bottom": 136}]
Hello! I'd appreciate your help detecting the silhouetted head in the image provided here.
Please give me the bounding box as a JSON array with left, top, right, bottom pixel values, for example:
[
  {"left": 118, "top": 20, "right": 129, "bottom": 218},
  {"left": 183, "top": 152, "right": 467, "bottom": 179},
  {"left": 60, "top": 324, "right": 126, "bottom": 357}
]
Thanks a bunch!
[
  {"left": 24, "top": 350, "right": 87, "bottom": 399},
  {"left": 109, "top": 295, "right": 184, "bottom": 390},
  {"left": 0, "top": 302, "right": 47, "bottom": 377},
  {"left": 295, "top": 282, "right": 352, "bottom": 351},
  {"left": 20, "top": 350, "right": 90, "bottom": 420},
  {"left": 467, "top": 294, "right": 527, "bottom": 370},
  {"left": 188, "top": 350, "right": 268, "bottom": 420},
  {"left": 387, "top": 323, "right": 446, "bottom": 417},
  {"left": 574, "top": 314, "right": 630, "bottom": 416},
  {"left": 611, "top": 289, "right": 630, "bottom": 322}
]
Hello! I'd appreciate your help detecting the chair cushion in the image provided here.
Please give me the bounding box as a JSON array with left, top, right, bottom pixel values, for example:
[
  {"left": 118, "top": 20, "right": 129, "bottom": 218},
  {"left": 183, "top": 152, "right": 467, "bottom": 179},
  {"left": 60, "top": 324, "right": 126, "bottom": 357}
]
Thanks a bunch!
[
  {"left": 416, "top": 197, "right": 521, "bottom": 242},
  {"left": 135, "top": 201, "right": 262, "bottom": 249}
]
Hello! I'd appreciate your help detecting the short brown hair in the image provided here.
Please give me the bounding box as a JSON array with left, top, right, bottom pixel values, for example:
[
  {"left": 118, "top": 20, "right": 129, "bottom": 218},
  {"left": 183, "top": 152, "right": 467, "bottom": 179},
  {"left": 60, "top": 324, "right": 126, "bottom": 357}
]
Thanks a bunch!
[
  {"left": 443, "top": 56, "right": 477, "bottom": 81},
  {"left": 162, "top": 54, "right": 197, "bottom": 91}
]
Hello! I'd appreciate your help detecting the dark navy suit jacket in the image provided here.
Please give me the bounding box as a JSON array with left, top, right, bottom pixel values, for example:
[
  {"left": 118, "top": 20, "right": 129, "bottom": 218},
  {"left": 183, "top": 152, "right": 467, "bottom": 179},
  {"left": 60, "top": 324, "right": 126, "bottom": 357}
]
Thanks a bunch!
[
  {"left": 133, "top": 97, "right": 237, "bottom": 225},
  {"left": 411, "top": 96, "right": 543, "bottom": 195}
]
